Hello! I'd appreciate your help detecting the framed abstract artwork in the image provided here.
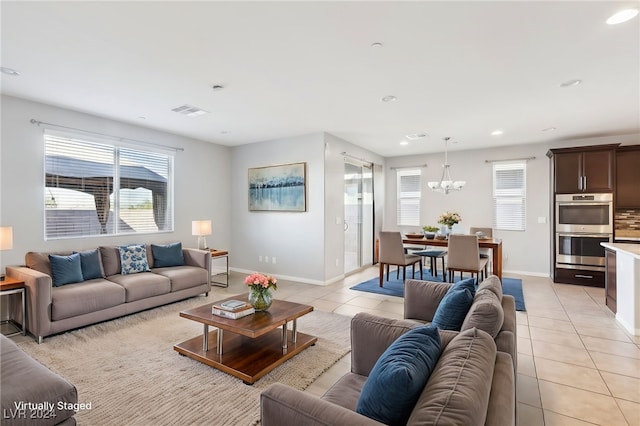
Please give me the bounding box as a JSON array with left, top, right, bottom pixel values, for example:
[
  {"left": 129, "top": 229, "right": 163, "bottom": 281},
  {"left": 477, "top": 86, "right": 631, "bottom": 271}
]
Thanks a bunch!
[{"left": 248, "top": 162, "right": 307, "bottom": 212}]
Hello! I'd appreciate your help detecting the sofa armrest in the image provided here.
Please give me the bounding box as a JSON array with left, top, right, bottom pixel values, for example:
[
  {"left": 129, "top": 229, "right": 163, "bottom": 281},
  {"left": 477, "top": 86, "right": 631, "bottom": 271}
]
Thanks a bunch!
[
  {"left": 182, "top": 248, "right": 211, "bottom": 275},
  {"left": 6, "top": 266, "right": 53, "bottom": 340},
  {"left": 501, "top": 295, "right": 516, "bottom": 337},
  {"left": 350, "top": 312, "right": 419, "bottom": 377},
  {"left": 404, "top": 279, "right": 451, "bottom": 322},
  {"left": 485, "top": 352, "right": 516, "bottom": 426},
  {"left": 261, "top": 383, "right": 383, "bottom": 426}
]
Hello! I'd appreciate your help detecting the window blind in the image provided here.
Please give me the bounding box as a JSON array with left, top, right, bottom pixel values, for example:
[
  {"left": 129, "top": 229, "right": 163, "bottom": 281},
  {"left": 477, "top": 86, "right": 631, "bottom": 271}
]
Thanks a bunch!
[
  {"left": 397, "top": 169, "right": 421, "bottom": 226},
  {"left": 44, "top": 132, "right": 174, "bottom": 239},
  {"left": 493, "top": 161, "right": 526, "bottom": 231}
]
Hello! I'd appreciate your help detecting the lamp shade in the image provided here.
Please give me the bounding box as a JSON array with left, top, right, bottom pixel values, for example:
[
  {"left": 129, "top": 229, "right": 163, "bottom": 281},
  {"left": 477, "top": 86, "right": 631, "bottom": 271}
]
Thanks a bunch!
[
  {"left": 0, "top": 226, "right": 13, "bottom": 250},
  {"left": 191, "top": 220, "right": 212, "bottom": 236}
]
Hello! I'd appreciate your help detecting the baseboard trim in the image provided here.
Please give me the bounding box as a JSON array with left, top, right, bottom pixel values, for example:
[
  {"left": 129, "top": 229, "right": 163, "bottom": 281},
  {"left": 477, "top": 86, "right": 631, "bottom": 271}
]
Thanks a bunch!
[
  {"left": 502, "top": 269, "right": 550, "bottom": 278},
  {"left": 231, "top": 267, "right": 328, "bottom": 286}
]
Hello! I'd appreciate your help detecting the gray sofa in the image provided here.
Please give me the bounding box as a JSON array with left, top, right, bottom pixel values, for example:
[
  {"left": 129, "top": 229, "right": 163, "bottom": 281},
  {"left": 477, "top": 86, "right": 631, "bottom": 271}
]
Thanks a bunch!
[
  {"left": 261, "top": 313, "right": 515, "bottom": 425},
  {"left": 1, "top": 334, "right": 77, "bottom": 425},
  {"left": 404, "top": 275, "right": 517, "bottom": 368},
  {"left": 6, "top": 245, "right": 211, "bottom": 343}
]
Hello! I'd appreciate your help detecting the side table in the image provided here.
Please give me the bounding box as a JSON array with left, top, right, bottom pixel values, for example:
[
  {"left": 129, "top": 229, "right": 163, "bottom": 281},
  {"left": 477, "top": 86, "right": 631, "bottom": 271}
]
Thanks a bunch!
[
  {"left": 209, "top": 249, "right": 229, "bottom": 288},
  {"left": 0, "top": 277, "right": 26, "bottom": 337}
]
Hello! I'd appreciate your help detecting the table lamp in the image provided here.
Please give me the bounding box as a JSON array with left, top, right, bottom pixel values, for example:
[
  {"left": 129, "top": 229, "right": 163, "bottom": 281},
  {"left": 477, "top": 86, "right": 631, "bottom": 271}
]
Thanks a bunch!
[
  {"left": 0, "top": 226, "right": 14, "bottom": 281},
  {"left": 191, "top": 220, "right": 212, "bottom": 250}
]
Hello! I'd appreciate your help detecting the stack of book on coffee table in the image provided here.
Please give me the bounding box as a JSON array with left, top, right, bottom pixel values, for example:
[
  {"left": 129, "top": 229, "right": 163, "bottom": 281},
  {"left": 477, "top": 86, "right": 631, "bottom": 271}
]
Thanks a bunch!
[{"left": 211, "top": 299, "right": 255, "bottom": 319}]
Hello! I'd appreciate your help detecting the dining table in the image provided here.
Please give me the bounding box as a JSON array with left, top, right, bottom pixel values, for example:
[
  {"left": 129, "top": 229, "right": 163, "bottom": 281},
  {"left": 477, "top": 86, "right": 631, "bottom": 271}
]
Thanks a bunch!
[{"left": 401, "top": 236, "right": 504, "bottom": 279}]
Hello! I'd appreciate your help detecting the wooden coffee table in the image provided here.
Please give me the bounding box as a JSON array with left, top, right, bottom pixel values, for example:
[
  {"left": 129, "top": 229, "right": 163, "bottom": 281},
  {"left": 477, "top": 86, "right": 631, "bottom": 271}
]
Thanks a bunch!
[{"left": 173, "top": 294, "right": 317, "bottom": 384}]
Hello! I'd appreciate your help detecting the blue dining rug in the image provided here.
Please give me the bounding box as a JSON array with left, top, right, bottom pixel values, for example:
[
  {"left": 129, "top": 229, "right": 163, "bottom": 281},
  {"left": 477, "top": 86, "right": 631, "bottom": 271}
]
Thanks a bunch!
[{"left": 350, "top": 269, "right": 526, "bottom": 311}]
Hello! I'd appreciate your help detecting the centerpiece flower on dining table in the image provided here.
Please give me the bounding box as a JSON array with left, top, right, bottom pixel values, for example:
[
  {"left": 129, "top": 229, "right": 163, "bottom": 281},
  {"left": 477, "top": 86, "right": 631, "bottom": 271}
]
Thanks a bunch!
[{"left": 437, "top": 211, "right": 461, "bottom": 227}]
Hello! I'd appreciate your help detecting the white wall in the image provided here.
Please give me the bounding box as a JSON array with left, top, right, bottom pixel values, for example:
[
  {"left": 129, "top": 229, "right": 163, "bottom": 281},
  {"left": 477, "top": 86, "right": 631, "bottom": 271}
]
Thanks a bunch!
[
  {"left": 385, "top": 134, "right": 640, "bottom": 276},
  {"left": 230, "top": 133, "right": 326, "bottom": 284},
  {"left": 0, "top": 95, "right": 232, "bottom": 271}
]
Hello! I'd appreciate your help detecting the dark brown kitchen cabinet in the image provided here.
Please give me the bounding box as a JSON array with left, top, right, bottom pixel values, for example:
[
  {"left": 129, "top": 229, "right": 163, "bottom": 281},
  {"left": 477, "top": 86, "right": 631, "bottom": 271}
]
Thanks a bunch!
[
  {"left": 616, "top": 146, "right": 640, "bottom": 208},
  {"left": 550, "top": 145, "right": 617, "bottom": 193},
  {"left": 605, "top": 248, "right": 616, "bottom": 313}
]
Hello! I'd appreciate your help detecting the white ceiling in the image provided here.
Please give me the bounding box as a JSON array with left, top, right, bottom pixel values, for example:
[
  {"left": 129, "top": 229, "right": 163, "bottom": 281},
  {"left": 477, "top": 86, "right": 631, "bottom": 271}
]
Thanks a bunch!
[{"left": 1, "top": 1, "right": 639, "bottom": 157}]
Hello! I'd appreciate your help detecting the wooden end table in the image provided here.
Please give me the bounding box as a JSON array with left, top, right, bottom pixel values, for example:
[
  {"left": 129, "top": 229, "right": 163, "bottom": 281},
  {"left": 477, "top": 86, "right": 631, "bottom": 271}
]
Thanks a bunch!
[
  {"left": 0, "top": 277, "right": 26, "bottom": 337},
  {"left": 173, "top": 294, "right": 317, "bottom": 384},
  {"left": 209, "top": 249, "right": 229, "bottom": 287}
]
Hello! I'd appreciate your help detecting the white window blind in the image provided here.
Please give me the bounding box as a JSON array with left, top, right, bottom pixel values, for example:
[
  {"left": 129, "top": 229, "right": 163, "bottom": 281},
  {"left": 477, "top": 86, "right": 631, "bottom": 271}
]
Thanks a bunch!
[
  {"left": 45, "top": 132, "right": 174, "bottom": 239},
  {"left": 397, "top": 169, "right": 421, "bottom": 226},
  {"left": 493, "top": 161, "right": 526, "bottom": 231}
]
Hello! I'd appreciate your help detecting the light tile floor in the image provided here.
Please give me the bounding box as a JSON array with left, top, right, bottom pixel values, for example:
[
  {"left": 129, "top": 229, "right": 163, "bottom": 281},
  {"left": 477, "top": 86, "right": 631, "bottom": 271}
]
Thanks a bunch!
[{"left": 210, "top": 267, "right": 639, "bottom": 426}]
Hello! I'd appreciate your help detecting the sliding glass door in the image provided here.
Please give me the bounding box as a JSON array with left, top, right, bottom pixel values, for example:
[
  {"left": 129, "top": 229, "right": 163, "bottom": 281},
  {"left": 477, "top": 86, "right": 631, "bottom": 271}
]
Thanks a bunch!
[{"left": 344, "top": 161, "right": 373, "bottom": 274}]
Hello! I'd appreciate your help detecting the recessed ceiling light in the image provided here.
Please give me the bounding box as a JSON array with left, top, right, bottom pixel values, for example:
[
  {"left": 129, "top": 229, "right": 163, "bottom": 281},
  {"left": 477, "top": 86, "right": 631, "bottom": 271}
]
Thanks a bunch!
[
  {"left": 491, "top": 130, "right": 504, "bottom": 136},
  {"left": 399, "top": 141, "right": 409, "bottom": 146},
  {"left": 0, "top": 67, "right": 20, "bottom": 76},
  {"left": 212, "top": 84, "right": 225, "bottom": 91},
  {"left": 381, "top": 95, "right": 397, "bottom": 102},
  {"left": 371, "top": 42, "right": 384, "bottom": 48},
  {"left": 606, "top": 8, "right": 639, "bottom": 25},
  {"left": 138, "top": 116, "right": 146, "bottom": 120},
  {"left": 560, "top": 79, "right": 582, "bottom": 87},
  {"left": 542, "top": 127, "right": 557, "bottom": 132}
]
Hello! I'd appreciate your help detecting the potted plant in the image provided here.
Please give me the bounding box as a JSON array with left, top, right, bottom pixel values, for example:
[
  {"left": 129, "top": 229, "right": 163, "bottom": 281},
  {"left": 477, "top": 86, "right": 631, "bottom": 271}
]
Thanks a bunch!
[{"left": 422, "top": 225, "right": 440, "bottom": 239}]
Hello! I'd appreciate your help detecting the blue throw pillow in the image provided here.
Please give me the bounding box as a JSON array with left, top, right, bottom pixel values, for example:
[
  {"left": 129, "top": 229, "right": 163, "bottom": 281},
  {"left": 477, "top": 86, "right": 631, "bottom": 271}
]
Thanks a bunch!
[
  {"left": 431, "top": 278, "right": 476, "bottom": 330},
  {"left": 49, "top": 253, "right": 84, "bottom": 287},
  {"left": 356, "top": 325, "right": 441, "bottom": 426},
  {"left": 78, "top": 249, "right": 104, "bottom": 280},
  {"left": 119, "top": 244, "right": 151, "bottom": 275},
  {"left": 151, "top": 242, "right": 184, "bottom": 268}
]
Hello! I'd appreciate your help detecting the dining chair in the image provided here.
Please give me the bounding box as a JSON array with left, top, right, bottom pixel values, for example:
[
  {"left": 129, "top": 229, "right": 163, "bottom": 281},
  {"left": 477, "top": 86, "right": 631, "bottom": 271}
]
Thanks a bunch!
[
  {"left": 378, "top": 231, "right": 423, "bottom": 287},
  {"left": 413, "top": 249, "right": 447, "bottom": 278},
  {"left": 446, "top": 234, "right": 489, "bottom": 283},
  {"left": 470, "top": 226, "right": 493, "bottom": 276}
]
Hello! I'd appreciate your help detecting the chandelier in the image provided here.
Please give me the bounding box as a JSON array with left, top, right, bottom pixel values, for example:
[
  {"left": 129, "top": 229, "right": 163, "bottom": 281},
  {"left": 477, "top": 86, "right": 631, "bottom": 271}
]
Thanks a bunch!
[{"left": 427, "top": 137, "right": 466, "bottom": 194}]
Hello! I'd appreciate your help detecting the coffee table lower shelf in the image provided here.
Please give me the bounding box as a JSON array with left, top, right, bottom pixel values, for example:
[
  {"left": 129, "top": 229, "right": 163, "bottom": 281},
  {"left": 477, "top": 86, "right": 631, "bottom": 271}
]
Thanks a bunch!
[{"left": 173, "top": 328, "right": 317, "bottom": 384}]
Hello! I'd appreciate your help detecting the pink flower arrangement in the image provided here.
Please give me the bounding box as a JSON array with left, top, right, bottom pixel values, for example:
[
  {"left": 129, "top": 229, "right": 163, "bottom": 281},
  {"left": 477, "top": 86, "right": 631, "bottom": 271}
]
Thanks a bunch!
[{"left": 244, "top": 272, "right": 278, "bottom": 291}]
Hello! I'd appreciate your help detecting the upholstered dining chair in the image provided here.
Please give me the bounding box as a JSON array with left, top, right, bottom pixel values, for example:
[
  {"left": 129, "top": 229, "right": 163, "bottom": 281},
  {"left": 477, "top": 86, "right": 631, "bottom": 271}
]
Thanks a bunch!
[
  {"left": 470, "top": 226, "right": 493, "bottom": 276},
  {"left": 378, "top": 231, "right": 423, "bottom": 287},
  {"left": 446, "top": 234, "right": 489, "bottom": 283}
]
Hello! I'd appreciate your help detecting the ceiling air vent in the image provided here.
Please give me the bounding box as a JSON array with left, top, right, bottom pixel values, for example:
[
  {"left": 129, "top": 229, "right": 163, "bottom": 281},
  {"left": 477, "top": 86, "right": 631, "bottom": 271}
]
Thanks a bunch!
[
  {"left": 171, "top": 104, "right": 209, "bottom": 117},
  {"left": 406, "top": 133, "right": 428, "bottom": 140}
]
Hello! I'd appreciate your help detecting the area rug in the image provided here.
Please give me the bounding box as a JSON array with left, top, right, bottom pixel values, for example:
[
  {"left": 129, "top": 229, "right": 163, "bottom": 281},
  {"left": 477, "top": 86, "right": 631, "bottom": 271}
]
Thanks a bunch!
[
  {"left": 17, "top": 297, "right": 351, "bottom": 426},
  {"left": 350, "top": 270, "right": 526, "bottom": 311}
]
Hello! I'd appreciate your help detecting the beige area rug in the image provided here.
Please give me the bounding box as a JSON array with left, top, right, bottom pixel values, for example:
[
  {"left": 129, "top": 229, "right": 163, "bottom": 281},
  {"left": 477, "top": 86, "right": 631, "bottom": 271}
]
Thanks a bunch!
[{"left": 17, "top": 296, "right": 352, "bottom": 425}]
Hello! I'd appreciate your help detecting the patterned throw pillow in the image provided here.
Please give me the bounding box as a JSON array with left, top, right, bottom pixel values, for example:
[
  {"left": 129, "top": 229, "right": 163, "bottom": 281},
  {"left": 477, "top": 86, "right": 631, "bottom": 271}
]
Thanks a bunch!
[{"left": 119, "top": 244, "right": 150, "bottom": 275}]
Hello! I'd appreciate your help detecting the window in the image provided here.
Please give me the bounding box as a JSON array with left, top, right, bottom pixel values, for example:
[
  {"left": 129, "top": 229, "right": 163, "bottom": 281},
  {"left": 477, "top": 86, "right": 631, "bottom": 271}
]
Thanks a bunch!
[
  {"left": 493, "top": 161, "right": 526, "bottom": 231},
  {"left": 397, "top": 169, "right": 421, "bottom": 226},
  {"left": 44, "top": 132, "right": 173, "bottom": 239}
]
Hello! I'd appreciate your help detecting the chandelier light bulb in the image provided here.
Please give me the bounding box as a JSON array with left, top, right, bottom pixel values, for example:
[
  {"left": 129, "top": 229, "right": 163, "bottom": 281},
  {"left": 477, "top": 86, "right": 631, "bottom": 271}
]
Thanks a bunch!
[{"left": 427, "top": 137, "right": 465, "bottom": 194}]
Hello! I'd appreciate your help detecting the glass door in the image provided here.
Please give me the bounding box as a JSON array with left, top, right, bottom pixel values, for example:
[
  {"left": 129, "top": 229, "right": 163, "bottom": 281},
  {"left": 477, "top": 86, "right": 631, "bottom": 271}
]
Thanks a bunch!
[{"left": 344, "top": 161, "right": 373, "bottom": 274}]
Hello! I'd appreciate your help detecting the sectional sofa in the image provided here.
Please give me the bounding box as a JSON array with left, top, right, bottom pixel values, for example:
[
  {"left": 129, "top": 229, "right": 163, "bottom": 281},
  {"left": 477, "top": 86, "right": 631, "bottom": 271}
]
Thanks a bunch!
[{"left": 6, "top": 243, "right": 211, "bottom": 343}]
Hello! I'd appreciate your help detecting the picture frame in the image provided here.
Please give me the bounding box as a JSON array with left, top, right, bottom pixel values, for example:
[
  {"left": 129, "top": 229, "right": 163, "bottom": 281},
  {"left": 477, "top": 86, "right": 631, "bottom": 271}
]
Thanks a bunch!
[{"left": 248, "top": 162, "right": 307, "bottom": 212}]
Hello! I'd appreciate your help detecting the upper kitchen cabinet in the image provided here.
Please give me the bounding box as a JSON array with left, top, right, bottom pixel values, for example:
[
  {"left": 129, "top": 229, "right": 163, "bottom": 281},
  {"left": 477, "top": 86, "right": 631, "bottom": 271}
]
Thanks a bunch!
[
  {"left": 549, "top": 144, "right": 618, "bottom": 193},
  {"left": 616, "top": 145, "right": 640, "bottom": 208}
]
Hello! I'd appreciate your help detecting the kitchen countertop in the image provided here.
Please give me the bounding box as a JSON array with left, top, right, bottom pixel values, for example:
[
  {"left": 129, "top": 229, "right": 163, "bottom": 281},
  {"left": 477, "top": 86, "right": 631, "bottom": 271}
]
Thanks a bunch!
[{"left": 601, "top": 243, "right": 640, "bottom": 259}]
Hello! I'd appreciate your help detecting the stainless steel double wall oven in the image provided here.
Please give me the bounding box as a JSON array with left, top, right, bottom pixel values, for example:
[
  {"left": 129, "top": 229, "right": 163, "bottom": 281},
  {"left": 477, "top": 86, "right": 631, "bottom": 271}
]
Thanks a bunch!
[{"left": 555, "top": 193, "right": 613, "bottom": 271}]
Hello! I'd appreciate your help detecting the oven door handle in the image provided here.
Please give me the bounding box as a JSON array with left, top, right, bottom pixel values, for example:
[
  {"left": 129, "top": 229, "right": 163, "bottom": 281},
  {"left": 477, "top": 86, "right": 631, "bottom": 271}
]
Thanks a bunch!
[
  {"left": 557, "top": 233, "right": 612, "bottom": 239},
  {"left": 555, "top": 202, "right": 612, "bottom": 207}
]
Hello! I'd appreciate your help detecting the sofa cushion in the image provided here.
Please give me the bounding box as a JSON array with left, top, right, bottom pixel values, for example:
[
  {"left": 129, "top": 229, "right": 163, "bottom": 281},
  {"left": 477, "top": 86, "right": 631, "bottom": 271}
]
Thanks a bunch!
[
  {"left": 119, "top": 244, "right": 151, "bottom": 275},
  {"left": 461, "top": 288, "right": 505, "bottom": 338},
  {"left": 151, "top": 242, "right": 185, "bottom": 268},
  {"left": 152, "top": 266, "right": 208, "bottom": 292},
  {"left": 356, "top": 325, "right": 441, "bottom": 426},
  {"left": 1, "top": 335, "right": 78, "bottom": 426},
  {"left": 478, "top": 275, "right": 503, "bottom": 300},
  {"left": 99, "top": 246, "right": 121, "bottom": 276},
  {"left": 49, "top": 253, "right": 84, "bottom": 287},
  {"left": 106, "top": 272, "right": 171, "bottom": 302},
  {"left": 431, "top": 278, "right": 475, "bottom": 330},
  {"left": 26, "top": 251, "right": 73, "bottom": 277},
  {"left": 78, "top": 249, "right": 105, "bottom": 280},
  {"left": 408, "top": 327, "right": 496, "bottom": 426},
  {"left": 52, "top": 279, "right": 126, "bottom": 321},
  {"left": 322, "top": 372, "right": 368, "bottom": 411}
]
